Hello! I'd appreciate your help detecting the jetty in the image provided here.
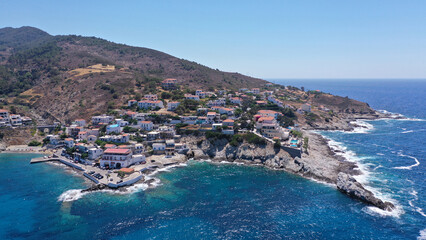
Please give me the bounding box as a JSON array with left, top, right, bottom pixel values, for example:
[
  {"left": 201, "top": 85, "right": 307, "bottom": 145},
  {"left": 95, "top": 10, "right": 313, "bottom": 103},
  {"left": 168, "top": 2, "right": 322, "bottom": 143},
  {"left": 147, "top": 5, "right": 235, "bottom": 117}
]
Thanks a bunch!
[{"left": 30, "top": 152, "right": 186, "bottom": 189}]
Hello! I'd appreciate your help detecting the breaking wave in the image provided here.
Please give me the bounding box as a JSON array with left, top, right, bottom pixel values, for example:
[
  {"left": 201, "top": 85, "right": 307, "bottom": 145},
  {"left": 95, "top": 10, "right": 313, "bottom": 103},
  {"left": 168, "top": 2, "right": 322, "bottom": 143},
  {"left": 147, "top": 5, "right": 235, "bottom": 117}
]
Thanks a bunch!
[
  {"left": 323, "top": 135, "right": 403, "bottom": 218},
  {"left": 393, "top": 153, "right": 420, "bottom": 170},
  {"left": 58, "top": 189, "right": 87, "bottom": 202}
]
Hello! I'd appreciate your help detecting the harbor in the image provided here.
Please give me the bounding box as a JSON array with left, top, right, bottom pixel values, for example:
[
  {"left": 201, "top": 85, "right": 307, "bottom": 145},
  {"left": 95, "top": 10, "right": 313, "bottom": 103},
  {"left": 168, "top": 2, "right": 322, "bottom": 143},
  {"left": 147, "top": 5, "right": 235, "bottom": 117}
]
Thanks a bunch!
[{"left": 30, "top": 151, "right": 187, "bottom": 188}]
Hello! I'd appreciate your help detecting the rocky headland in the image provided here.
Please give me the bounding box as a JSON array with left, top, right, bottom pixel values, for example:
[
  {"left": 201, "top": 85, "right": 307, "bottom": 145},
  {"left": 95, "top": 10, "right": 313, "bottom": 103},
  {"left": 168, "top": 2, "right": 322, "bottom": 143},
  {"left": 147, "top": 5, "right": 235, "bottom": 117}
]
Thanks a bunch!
[{"left": 183, "top": 112, "right": 396, "bottom": 211}]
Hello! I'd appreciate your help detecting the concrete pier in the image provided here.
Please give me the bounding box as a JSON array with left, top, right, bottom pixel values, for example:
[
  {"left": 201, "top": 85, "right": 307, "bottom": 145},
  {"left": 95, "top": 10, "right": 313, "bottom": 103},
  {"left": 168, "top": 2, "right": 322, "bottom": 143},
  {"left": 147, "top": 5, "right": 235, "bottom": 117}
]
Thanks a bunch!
[{"left": 30, "top": 153, "right": 187, "bottom": 189}]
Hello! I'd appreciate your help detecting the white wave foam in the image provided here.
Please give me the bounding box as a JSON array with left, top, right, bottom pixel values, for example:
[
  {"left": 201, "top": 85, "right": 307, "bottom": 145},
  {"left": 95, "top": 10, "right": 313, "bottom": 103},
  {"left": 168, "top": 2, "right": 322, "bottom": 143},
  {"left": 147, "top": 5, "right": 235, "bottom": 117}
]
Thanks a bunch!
[
  {"left": 362, "top": 204, "right": 404, "bottom": 218},
  {"left": 376, "top": 110, "right": 426, "bottom": 121},
  {"left": 322, "top": 135, "right": 405, "bottom": 218},
  {"left": 57, "top": 163, "right": 189, "bottom": 202},
  {"left": 419, "top": 229, "right": 426, "bottom": 240},
  {"left": 58, "top": 189, "right": 87, "bottom": 202},
  {"left": 349, "top": 120, "right": 374, "bottom": 134},
  {"left": 393, "top": 153, "right": 420, "bottom": 170},
  {"left": 401, "top": 130, "right": 414, "bottom": 134},
  {"left": 408, "top": 190, "right": 426, "bottom": 218}
]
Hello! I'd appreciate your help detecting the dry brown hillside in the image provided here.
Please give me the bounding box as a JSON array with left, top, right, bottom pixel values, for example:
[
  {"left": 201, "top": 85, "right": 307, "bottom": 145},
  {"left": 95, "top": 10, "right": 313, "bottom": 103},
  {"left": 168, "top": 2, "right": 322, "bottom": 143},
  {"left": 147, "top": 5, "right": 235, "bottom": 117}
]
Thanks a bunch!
[{"left": 0, "top": 27, "right": 267, "bottom": 122}]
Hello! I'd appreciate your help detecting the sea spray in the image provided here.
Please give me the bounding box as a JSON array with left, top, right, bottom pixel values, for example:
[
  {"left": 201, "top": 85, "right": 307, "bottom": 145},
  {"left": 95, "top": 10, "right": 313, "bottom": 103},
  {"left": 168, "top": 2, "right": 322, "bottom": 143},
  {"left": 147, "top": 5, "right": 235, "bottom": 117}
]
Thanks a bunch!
[{"left": 321, "top": 134, "right": 404, "bottom": 217}]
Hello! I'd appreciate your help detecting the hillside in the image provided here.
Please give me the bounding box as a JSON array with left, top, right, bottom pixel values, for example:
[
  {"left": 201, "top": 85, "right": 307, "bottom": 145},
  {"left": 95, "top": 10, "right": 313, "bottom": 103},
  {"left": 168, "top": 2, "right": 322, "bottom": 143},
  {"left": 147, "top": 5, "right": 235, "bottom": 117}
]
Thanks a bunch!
[{"left": 0, "top": 26, "right": 267, "bottom": 122}]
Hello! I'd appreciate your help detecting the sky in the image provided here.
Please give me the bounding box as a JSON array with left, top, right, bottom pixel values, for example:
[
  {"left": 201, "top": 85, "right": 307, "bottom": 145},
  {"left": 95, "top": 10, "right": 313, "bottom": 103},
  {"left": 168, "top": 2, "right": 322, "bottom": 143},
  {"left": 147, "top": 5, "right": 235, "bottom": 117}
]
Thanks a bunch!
[{"left": 0, "top": 0, "right": 425, "bottom": 79}]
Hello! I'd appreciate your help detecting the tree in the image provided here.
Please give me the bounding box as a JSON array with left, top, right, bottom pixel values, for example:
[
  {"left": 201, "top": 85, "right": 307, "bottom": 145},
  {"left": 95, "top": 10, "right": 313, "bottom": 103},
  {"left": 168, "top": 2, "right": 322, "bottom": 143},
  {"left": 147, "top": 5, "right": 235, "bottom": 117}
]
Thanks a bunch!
[
  {"left": 10, "top": 106, "right": 16, "bottom": 114},
  {"left": 28, "top": 140, "right": 42, "bottom": 146},
  {"left": 161, "top": 91, "right": 172, "bottom": 99},
  {"left": 274, "top": 139, "right": 281, "bottom": 149}
]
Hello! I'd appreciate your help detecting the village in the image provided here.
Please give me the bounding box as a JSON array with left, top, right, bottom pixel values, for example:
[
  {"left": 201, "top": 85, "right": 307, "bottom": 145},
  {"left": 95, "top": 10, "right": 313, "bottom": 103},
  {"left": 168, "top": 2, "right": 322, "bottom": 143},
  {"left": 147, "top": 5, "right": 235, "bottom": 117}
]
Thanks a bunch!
[{"left": 1, "top": 79, "right": 322, "bottom": 188}]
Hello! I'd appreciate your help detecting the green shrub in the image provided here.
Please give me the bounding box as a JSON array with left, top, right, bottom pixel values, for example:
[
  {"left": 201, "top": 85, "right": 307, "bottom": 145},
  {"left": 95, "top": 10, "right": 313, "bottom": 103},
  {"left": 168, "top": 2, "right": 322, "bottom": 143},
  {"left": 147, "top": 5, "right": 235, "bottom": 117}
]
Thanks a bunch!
[{"left": 28, "top": 140, "right": 42, "bottom": 146}]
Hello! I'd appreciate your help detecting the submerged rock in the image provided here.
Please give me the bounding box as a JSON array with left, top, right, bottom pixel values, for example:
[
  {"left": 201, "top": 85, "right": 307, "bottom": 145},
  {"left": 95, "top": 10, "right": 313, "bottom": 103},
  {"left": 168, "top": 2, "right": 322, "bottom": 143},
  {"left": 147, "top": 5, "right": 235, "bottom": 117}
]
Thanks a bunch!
[
  {"left": 336, "top": 172, "right": 395, "bottom": 211},
  {"left": 82, "top": 184, "right": 107, "bottom": 193}
]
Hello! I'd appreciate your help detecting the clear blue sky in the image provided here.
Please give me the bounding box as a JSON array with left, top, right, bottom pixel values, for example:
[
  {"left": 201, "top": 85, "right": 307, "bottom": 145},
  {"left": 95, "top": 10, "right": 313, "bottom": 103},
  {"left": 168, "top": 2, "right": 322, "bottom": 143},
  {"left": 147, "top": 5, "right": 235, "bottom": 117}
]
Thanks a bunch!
[{"left": 1, "top": 0, "right": 425, "bottom": 79}]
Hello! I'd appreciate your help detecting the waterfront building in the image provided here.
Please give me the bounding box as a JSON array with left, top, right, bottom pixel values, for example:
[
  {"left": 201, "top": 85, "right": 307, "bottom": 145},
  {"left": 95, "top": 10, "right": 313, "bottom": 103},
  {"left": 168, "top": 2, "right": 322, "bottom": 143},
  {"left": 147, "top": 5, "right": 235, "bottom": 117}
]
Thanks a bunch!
[
  {"left": 152, "top": 143, "right": 166, "bottom": 154},
  {"left": 100, "top": 148, "right": 132, "bottom": 169}
]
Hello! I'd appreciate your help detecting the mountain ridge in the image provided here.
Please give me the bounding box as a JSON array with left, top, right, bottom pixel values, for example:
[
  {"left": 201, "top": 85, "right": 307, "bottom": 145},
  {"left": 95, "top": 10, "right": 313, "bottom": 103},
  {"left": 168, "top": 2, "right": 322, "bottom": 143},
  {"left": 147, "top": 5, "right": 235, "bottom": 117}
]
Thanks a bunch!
[{"left": 0, "top": 26, "right": 267, "bottom": 122}]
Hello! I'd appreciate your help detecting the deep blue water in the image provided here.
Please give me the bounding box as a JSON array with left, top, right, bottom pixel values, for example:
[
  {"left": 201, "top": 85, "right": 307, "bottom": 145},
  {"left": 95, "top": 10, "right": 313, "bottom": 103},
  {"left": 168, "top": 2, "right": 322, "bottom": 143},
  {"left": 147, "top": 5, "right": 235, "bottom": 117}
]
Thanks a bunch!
[{"left": 0, "top": 80, "right": 425, "bottom": 239}]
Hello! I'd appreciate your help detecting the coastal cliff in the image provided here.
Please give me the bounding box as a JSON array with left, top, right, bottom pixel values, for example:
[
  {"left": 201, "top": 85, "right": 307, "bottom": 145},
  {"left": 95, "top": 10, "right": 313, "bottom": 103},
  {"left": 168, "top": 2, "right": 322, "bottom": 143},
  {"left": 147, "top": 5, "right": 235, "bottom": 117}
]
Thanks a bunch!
[{"left": 183, "top": 130, "right": 395, "bottom": 211}]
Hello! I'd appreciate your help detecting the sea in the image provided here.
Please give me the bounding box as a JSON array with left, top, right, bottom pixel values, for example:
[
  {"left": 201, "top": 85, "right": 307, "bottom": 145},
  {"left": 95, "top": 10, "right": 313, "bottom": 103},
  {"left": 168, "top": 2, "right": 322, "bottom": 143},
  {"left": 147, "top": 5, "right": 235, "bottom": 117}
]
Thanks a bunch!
[{"left": 0, "top": 79, "right": 424, "bottom": 240}]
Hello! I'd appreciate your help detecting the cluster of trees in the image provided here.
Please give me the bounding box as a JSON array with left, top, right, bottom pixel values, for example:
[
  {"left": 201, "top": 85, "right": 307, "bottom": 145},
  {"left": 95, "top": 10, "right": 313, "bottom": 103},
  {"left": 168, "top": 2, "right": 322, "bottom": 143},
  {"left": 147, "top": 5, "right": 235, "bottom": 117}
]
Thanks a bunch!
[
  {"left": 205, "top": 132, "right": 266, "bottom": 147},
  {"left": 174, "top": 99, "right": 199, "bottom": 115}
]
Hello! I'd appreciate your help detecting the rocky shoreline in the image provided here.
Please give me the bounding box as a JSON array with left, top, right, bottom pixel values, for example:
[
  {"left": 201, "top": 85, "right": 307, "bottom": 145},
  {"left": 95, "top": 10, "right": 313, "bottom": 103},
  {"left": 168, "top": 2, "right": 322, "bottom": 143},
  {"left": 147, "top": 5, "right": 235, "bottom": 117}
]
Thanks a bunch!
[{"left": 183, "top": 111, "right": 396, "bottom": 211}]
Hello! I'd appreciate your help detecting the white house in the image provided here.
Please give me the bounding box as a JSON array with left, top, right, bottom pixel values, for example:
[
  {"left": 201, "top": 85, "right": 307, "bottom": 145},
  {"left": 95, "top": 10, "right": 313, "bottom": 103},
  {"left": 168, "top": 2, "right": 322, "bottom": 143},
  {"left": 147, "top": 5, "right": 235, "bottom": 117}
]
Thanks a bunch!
[
  {"left": 140, "top": 121, "right": 153, "bottom": 131},
  {"left": 152, "top": 143, "right": 166, "bottom": 154},
  {"left": 167, "top": 101, "right": 180, "bottom": 111},
  {"left": 10, "top": 114, "right": 22, "bottom": 126},
  {"left": 115, "top": 119, "right": 129, "bottom": 127},
  {"left": 162, "top": 78, "right": 178, "bottom": 90},
  {"left": 207, "top": 112, "right": 217, "bottom": 123},
  {"left": 48, "top": 135, "right": 61, "bottom": 145},
  {"left": 301, "top": 104, "right": 311, "bottom": 112},
  {"left": 92, "top": 115, "right": 114, "bottom": 125},
  {"left": 251, "top": 88, "right": 260, "bottom": 94},
  {"left": 257, "top": 110, "right": 283, "bottom": 119},
  {"left": 230, "top": 97, "right": 242, "bottom": 105},
  {"left": 64, "top": 138, "right": 74, "bottom": 148},
  {"left": 128, "top": 99, "right": 137, "bottom": 107},
  {"left": 106, "top": 124, "right": 121, "bottom": 134},
  {"left": 88, "top": 148, "right": 103, "bottom": 160},
  {"left": 147, "top": 131, "right": 160, "bottom": 141},
  {"left": 131, "top": 154, "right": 146, "bottom": 165},
  {"left": 195, "top": 90, "right": 206, "bottom": 99},
  {"left": 181, "top": 116, "right": 198, "bottom": 124},
  {"left": 207, "top": 99, "right": 226, "bottom": 107},
  {"left": 100, "top": 134, "right": 130, "bottom": 143},
  {"left": 212, "top": 123, "right": 223, "bottom": 130},
  {"left": 100, "top": 148, "right": 132, "bottom": 169},
  {"left": 223, "top": 119, "right": 234, "bottom": 127},
  {"left": 87, "top": 135, "right": 97, "bottom": 142},
  {"left": 184, "top": 94, "right": 200, "bottom": 101},
  {"left": 0, "top": 109, "right": 9, "bottom": 119},
  {"left": 134, "top": 143, "right": 145, "bottom": 154},
  {"left": 218, "top": 107, "right": 234, "bottom": 116},
  {"left": 74, "top": 119, "right": 86, "bottom": 127},
  {"left": 138, "top": 100, "right": 164, "bottom": 109},
  {"left": 78, "top": 131, "right": 88, "bottom": 140}
]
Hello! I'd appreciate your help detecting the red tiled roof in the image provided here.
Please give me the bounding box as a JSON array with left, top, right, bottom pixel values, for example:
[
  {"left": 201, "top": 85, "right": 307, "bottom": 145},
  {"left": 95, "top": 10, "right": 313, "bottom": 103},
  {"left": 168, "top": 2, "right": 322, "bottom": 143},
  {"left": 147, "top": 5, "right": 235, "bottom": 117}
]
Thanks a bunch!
[
  {"left": 118, "top": 168, "right": 134, "bottom": 173},
  {"left": 258, "top": 117, "right": 275, "bottom": 122},
  {"left": 223, "top": 119, "right": 234, "bottom": 122},
  {"left": 104, "top": 148, "right": 131, "bottom": 154}
]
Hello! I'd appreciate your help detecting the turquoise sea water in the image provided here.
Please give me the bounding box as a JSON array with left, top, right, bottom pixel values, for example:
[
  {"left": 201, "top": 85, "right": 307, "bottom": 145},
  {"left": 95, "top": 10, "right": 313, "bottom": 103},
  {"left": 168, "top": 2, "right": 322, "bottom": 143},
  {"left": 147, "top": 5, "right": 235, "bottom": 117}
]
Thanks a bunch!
[{"left": 0, "top": 80, "right": 425, "bottom": 239}]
